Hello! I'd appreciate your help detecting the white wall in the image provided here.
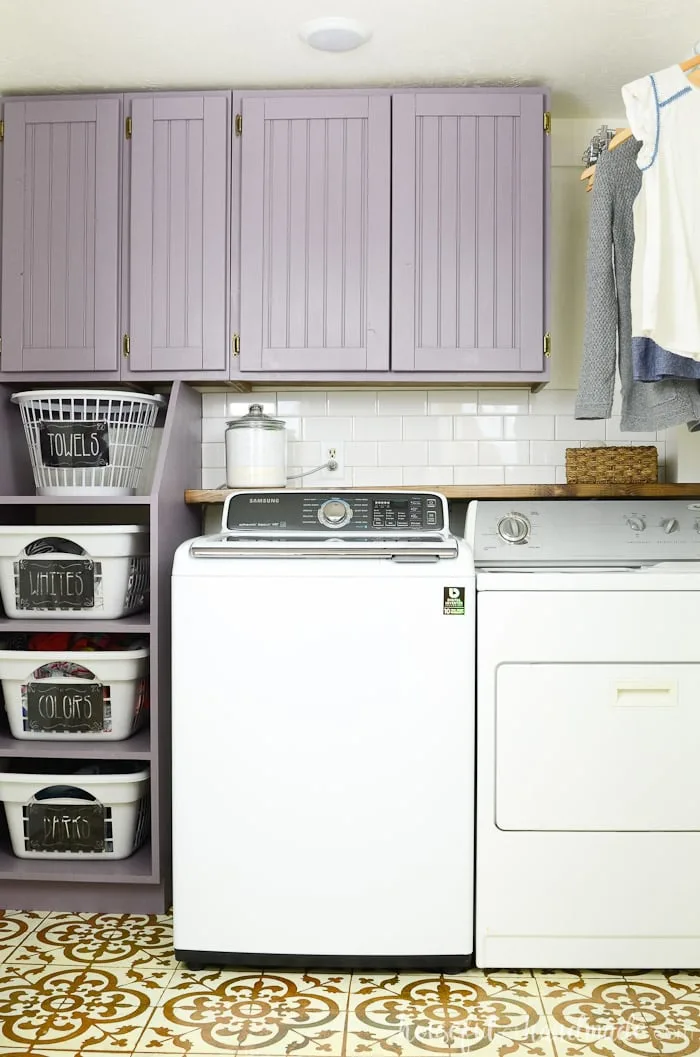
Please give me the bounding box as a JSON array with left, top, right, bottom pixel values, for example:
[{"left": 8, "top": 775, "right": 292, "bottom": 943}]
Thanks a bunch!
[{"left": 200, "top": 115, "right": 692, "bottom": 485}]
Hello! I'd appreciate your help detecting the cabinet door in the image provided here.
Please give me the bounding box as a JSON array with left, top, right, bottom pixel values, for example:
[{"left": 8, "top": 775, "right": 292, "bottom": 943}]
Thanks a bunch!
[
  {"left": 1, "top": 98, "right": 121, "bottom": 372},
  {"left": 239, "top": 95, "right": 390, "bottom": 372},
  {"left": 392, "top": 93, "right": 546, "bottom": 373},
  {"left": 127, "top": 94, "right": 229, "bottom": 373}
]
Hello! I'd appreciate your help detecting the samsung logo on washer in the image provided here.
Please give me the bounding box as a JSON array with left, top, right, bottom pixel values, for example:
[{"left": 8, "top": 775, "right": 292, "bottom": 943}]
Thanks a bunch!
[{"left": 249, "top": 498, "right": 279, "bottom": 504}]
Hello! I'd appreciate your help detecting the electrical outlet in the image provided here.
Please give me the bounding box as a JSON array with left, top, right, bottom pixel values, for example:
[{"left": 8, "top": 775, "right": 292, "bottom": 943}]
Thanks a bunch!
[{"left": 316, "top": 442, "right": 348, "bottom": 484}]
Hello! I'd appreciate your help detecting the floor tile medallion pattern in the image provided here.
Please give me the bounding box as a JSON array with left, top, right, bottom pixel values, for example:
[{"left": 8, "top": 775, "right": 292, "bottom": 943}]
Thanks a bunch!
[{"left": 1, "top": 910, "right": 700, "bottom": 1055}]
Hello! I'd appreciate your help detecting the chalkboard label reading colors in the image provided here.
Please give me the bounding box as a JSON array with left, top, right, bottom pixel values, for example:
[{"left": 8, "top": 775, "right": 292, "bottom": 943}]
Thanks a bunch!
[
  {"left": 26, "top": 803, "right": 105, "bottom": 853},
  {"left": 26, "top": 682, "right": 105, "bottom": 733},
  {"left": 17, "top": 559, "right": 95, "bottom": 610},
  {"left": 39, "top": 421, "right": 109, "bottom": 468}
]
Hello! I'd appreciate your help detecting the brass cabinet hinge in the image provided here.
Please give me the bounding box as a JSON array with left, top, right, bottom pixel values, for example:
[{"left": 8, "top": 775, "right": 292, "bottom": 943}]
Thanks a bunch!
[
  {"left": 235, "top": 113, "right": 242, "bottom": 137},
  {"left": 232, "top": 333, "right": 240, "bottom": 357},
  {"left": 543, "top": 111, "right": 551, "bottom": 135},
  {"left": 0, "top": 120, "right": 4, "bottom": 143},
  {"left": 125, "top": 116, "right": 132, "bottom": 140},
  {"left": 0, "top": 336, "right": 3, "bottom": 365},
  {"left": 543, "top": 332, "right": 552, "bottom": 358},
  {"left": 122, "top": 334, "right": 131, "bottom": 358}
]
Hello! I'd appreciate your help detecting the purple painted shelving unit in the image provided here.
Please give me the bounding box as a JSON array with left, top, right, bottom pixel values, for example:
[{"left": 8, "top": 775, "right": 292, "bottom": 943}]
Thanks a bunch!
[{"left": 0, "top": 380, "right": 201, "bottom": 913}]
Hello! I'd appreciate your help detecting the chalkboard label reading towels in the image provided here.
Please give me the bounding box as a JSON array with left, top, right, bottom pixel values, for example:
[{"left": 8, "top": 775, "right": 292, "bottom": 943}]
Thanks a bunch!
[
  {"left": 17, "top": 559, "right": 95, "bottom": 610},
  {"left": 39, "top": 421, "right": 109, "bottom": 467},
  {"left": 26, "top": 682, "right": 105, "bottom": 734},
  {"left": 26, "top": 803, "right": 105, "bottom": 854}
]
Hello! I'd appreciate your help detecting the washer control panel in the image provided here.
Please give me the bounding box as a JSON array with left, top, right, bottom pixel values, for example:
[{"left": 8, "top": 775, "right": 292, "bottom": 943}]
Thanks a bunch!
[
  {"left": 468, "top": 499, "right": 700, "bottom": 565},
  {"left": 225, "top": 491, "right": 446, "bottom": 534}
]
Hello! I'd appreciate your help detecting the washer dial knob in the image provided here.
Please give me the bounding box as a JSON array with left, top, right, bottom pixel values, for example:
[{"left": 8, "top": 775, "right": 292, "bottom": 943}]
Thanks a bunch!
[
  {"left": 318, "top": 498, "right": 352, "bottom": 528},
  {"left": 662, "top": 518, "right": 679, "bottom": 534},
  {"left": 497, "top": 512, "right": 531, "bottom": 544},
  {"left": 626, "top": 516, "right": 646, "bottom": 532}
]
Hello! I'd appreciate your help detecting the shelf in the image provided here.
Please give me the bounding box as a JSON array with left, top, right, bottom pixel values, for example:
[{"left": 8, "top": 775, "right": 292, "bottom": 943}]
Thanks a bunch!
[
  {"left": 0, "top": 613, "right": 151, "bottom": 633},
  {"left": 185, "top": 483, "right": 700, "bottom": 504},
  {"left": 0, "top": 495, "right": 152, "bottom": 506},
  {"left": 0, "top": 842, "right": 155, "bottom": 883},
  {"left": 0, "top": 728, "right": 151, "bottom": 759}
]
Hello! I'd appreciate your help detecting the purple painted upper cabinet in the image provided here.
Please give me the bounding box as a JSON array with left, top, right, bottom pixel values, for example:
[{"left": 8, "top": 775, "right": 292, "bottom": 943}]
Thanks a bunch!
[
  {"left": 1, "top": 97, "right": 121, "bottom": 373},
  {"left": 392, "top": 92, "right": 547, "bottom": 374},
  {"left": 239, "top": 95, "right": 390, "bottom": 372},
  {"left": 124, "top": 94, "right": 229, "bottom": 376}
]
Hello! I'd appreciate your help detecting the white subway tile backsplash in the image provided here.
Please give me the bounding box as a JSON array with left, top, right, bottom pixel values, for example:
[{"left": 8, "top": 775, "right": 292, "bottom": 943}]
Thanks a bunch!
[
  {"left": 227, "top": 394, "right": 277, "bottom": 418},
  {"left": 503, "top": 415, "right": 554, "bottom": 440},
  {"left": 202, "top": 389, "right": 630, "bottom": 487},
  {"left": 428, "top": 441, "right": 478, "bottom": 466},
  {"left": 605, "top": 416, "right": 658, "bottom": 442},
  {"left": 201, "top": 418, "right": 227, "bottom": 444},
  {"left": 277, "top": 392, "right": 326, "bottom": 417},
  {"left": 454, "top": 466, "right": 505, "bottom": 484},
  {"left": 345, "top": 442, "right": 378, "bottom": 466},
  {"left": 531, "top": 440, "right": 579, "bottom": 465},
  {"left": 327, "top": 391, "right": 377, "bottom": 416},
  {"left": 303, "top": 416, "right": 353, "bottom": 441},
  {"left": 505, "top": 466, "right": 556, "bottom": 484},
  {"left": 454, "top": 416, "right": 502, "bottom": 440},
  {"left": 404, "top": 466, "right": 454, "bottom": 485},
  {"left": 354, "top": 417, "right": 402, "bottom": 441},
  {"left": 479, "top": 441, "right": 530, "bottom": 465},
  {"left": 428, "top": 391, "right": 478, "bottom": 416},
  {"left": 403, "top": 416, "right": 453, "bottom": 440},
  {"left": 202, "top": 393, "right": 226, "bottom": 418},
  {"left": 288, "top": 441, "right": 323, "bottom": 464},
  {"left": 478, "top": 390, "right": 529, "bottom": 415},
  {"left": 201, "top": 443, "right": 226, "bottom": 469},
  {"left": 377, "top": 391, "right": 427, "bottom": 415},
  {"left": 378, "top": 441, "right": 428, "bottom": 466},
  {"left": 556, "top": 415, "right": 606, "bottom": 441},
  {"left": 529, "top": 389, "right": 577, "bottom": 415},
  {"left": 353, "top": 467, "right": 402, "bottom": 486}
]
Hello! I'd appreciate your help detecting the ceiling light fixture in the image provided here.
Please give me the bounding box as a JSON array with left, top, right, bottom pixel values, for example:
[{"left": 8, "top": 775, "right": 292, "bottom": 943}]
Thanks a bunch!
[{"left": 299, "top": 17, "right": 371, "bottom": 53}]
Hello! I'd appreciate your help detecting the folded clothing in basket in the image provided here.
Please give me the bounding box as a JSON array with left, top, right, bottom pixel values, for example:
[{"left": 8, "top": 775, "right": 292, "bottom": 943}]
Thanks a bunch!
[{"left": 0, "top": 632, "right": 145, "bottom": 651}]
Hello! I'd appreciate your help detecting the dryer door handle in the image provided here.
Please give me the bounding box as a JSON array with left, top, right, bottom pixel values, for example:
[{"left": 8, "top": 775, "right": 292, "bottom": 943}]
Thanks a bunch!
[{"left": 613, "top": 682, "right": 677, "bottom": 707}]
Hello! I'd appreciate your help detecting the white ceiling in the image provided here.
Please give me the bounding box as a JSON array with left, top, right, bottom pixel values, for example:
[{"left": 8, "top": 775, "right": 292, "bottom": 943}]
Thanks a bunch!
[{"left": 1, "top": 0, "right": 698, "bottom": 117}]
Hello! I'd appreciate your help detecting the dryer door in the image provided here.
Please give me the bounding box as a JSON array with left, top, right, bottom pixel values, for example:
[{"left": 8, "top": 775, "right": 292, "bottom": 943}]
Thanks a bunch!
[{"left": 487, "top": 590, "right": 700, "bottom": 832}]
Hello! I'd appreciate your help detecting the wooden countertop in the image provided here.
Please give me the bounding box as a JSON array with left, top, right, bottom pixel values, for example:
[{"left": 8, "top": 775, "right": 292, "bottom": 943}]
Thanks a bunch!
[{"left": 185, "top": 484, "right": 700, "bottom": 504}]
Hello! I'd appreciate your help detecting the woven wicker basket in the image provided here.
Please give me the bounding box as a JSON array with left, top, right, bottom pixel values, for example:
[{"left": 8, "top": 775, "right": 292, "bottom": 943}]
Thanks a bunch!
[{"left": 566, "top": 445, "right": 658, "bottom": 484}]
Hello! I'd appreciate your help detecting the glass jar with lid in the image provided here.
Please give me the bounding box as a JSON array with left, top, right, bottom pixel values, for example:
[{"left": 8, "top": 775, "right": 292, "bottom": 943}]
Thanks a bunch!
[{"left": 225, "top": 405, "right": 288, "bottom": 488}]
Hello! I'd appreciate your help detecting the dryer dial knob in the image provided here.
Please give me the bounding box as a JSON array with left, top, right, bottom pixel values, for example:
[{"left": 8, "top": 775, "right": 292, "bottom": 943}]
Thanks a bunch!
[
  {"left": 662, "top": 518, "right": 679, "bottom": 534},
  {"left": 497, "top": 513, "right": 531, "bottom": 544},
  {"left": 626, "top": 516, "right": 646, "bottom": 532},
  {"left": 318, "top": 498, "right": 352, "bottom": 528}
]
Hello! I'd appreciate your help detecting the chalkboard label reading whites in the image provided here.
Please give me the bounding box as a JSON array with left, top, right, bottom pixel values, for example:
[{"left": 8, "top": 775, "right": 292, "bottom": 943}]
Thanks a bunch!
[
  {"left": 39, "top": 421, "right": 109, "bottom": 468},
  {"left": 17, "top": 559, "right": 95, "bottom": 610},
  {"left": 26, "top": 683, "right": 105, "bottom": 733},
  {"left": 26, "top": 803, "right": 105, "bottom": 853}
]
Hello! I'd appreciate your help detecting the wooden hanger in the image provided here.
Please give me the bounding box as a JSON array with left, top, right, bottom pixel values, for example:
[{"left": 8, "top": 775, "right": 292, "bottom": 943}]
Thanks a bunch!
[{"left": 581, "top": 53, "right": 700, "bottom": 191}]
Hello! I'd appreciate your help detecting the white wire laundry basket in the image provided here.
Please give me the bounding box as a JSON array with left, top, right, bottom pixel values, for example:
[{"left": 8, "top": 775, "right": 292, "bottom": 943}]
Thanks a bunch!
[{"left": 11, "top": 390, "right": 164, "bottom": 497}]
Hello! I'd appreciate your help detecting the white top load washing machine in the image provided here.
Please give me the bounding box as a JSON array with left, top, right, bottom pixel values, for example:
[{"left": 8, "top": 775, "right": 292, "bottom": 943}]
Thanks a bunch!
[
  {"left": 467, "top": 498, "right": 700, "bottom": 970},
  {"left": 172, "top": 490, "right": 475, "bottom": 971}
]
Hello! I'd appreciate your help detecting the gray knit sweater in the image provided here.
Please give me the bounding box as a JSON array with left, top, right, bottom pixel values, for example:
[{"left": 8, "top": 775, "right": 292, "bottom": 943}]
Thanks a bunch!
[{"left": 575, "top": 137, "right": 700, "bottom": 430}]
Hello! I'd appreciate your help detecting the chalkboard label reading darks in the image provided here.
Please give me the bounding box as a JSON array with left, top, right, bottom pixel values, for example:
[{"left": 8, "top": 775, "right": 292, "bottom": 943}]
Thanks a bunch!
[
  {"left": 26, "top": 803, "right": 105, "bottom": 853},
  {"left": 17, "top": 559, "right": 95, "bottom": 610},
  {"left": 26, "top": 682, "right": 105, "bottom": 733},
  {"left": 39, "top": 421, "right": 109, "bottom": 468}
]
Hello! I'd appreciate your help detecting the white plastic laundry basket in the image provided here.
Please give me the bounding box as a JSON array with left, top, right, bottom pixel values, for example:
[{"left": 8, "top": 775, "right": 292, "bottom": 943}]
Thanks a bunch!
[
  {"left": 0, "top": 646, "right": 149, "bottom": 740},
  {"left": 0, "top": 525, "right": 149, "bottom": 619},
  {"left": 0, "top": 762, "right": 150, "bottom": 859},
  {"left": 11, "top": 390, "right": 164, "bottom": 496}
]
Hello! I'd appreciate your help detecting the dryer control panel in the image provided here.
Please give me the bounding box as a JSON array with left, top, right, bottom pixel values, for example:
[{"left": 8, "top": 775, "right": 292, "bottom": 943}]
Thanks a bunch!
[
  {"left": 467, "top": 498, "right": 700, "bottom": 565},
  {"left": 224, "top": 491, "right": 447, "bottom": 535}
]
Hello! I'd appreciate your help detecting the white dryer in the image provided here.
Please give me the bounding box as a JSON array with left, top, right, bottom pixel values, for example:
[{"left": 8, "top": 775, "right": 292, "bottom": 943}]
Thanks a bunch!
[
  {"left": 467, "top": 498, "right": 700, "bottom": 969},
  {"left": 172, "top": 490, "right": 475, "bottom": 971}
]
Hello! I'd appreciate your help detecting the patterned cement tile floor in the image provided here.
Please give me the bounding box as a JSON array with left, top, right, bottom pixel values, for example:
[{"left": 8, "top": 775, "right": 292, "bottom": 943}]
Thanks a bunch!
[{"left": 1, "top": 911, "right": 700, "bottom": 1057}]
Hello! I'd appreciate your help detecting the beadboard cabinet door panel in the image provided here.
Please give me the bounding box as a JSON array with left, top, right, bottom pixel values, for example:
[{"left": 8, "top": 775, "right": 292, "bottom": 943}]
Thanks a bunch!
[
  {"left": 126, "top": 93, "right": 229, "bottom": 374},
  {"left": 1, "top": 98, "right": 121, "bottom": 373},
  {"left": 392, "top": 92, "right": 546, "bottom": 374},
  {"left": 239, "top": 94, "right": 390, "bottom": 372}
]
